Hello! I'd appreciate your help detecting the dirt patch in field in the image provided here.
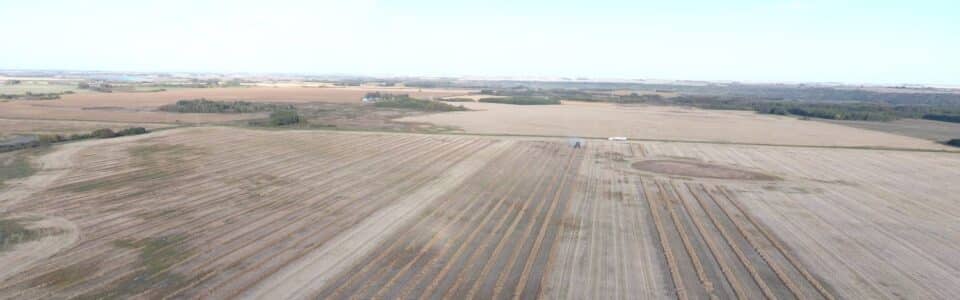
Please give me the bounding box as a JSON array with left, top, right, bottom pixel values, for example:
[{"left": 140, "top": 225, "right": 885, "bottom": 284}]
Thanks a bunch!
[{"left": 632, "top": 159, "right": 778, "bottom": 181}]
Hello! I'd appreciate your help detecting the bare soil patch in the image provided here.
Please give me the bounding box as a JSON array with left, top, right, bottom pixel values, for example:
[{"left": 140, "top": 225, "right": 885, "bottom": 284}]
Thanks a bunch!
[{"left": 632, "top": 159, "right": 779, "bottom": 181}]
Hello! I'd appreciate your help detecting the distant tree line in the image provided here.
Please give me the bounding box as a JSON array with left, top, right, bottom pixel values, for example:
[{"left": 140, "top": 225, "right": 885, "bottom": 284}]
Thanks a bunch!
[
  {"left": 37, "top": 127, "right": 148, "bottom": 144},
  {"left": 246, "top": 110, "right": 303, "bottom": 127},
  {"left": 478, "top": 96, "right": 560, "bottom": 105},
  {"left": 0, "top": 91, "right": 65, "bottom": 100},
  {"left": 0, "top": 127, "right": 148, "bottom": 153},
  {"left": 267, "top": 110, "right": 301, "bottom": 126},
  {"left": 439, "top": 98, "right": 475, "bottom": 102},
  {"left": 947, "top": 139, "right": 960, "bottom": 148},
  {"left": 77, "top": 81, "right": 114, "bottom": 93},
  {"left": 370, "top": 94, "right": 467, "bottom": 111},
  {"left": 159, "top": 99, "right": 295, "bottom": 113},
  {"left": 466, "top": 82, "right": 960, "bottom": 107},
  {"left": 922, "top": 114, "right": 960, "bottom": 123},
  {"left": 660, "top": 95, "right": 960, "bottom": 122},
  {"left": 477, "top": 86, "right": 960, "bottom": 122}
]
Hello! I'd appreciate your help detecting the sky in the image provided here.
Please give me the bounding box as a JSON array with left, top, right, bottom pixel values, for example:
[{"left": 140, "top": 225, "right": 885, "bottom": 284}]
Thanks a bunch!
[{"left": 1, "top": 0, "right": 958, "bottom": 84}]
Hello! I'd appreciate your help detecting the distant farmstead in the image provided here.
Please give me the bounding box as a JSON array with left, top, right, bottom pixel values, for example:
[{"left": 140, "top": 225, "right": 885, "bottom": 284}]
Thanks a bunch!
[{"left": 362, "top": 92, "right": 384, "bottom": 103}]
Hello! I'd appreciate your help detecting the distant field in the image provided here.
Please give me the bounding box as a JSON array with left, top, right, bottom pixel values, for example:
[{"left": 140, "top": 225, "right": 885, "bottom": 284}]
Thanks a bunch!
[
  {"left": 0, "top": 82, "right": 81, "bottom": 95},
  {"left": 0, "top": 86, "right": 472, "bottom": 124},
  {"left": 0, "top": 118, "right": 171, "bottom": 139},
  {"left": 47, "top": 86, "right": 473, "bottom": 108},
  {"left": 1, "top": 127, "right": 958, "bottom": 299},
  {"left": 398, "top": 101, "right": 951, "bottom": 150},
  {"left": 823, "top": 118, "right": 960, "bottom": 142}
]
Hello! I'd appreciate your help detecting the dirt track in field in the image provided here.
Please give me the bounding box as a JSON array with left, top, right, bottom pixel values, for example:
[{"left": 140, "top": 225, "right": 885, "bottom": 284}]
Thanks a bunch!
[
  {"left": 1, "top": 127, "right": 958, "bottom": 299},
  {"left": 309, "top": 141, "right": 583, "bottom": 299},
  {"left": 243, "top": 139, "right": 516, "bottom": 299}
]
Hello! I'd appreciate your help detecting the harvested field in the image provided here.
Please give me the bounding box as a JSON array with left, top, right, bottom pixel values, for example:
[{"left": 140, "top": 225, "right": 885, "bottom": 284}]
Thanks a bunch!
[
  {"left": 546, "top": 142, "right": 832, "bottom": 299},
  {"left": 300, "top": 140, "right": 582, "bottom": 299},
  {"left": 1, "top": 126, "right": 958, "bottom": 299},
  {"left": 0, "top": 127, "right": 508, "bottom": 298},
  {"left": 398, "top": 101, "right": 952, "bottom": 150},
  {"left": 0, "top": 102, "right": 259, "bottom": 124},
  {"left": 639, "top": 142, "right": 960, "bottom": 299}
]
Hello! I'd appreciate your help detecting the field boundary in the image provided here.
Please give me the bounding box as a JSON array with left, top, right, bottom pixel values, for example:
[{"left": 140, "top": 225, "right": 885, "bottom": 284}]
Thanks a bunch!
[{"left": 226, "top": 124, "right": 960, "bottom": 154}]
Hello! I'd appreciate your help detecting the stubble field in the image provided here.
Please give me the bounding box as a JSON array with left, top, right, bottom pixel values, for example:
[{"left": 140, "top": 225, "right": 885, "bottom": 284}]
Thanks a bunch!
[
  {"left": 1, "top": 126, "right": 958, "bottom": 299},
  {"left": 397, "top": 101, "right": 952, "bottom": 150}
]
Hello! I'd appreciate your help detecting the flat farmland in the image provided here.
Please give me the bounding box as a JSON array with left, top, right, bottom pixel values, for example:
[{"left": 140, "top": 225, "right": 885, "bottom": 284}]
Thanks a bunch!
[
  {"left": 397, "top": 101, "right": 952, "bottom": 150},
  {"left": 1, "top": 127, "right": 958, "bottom": 299},
  {"left": 297, "top": 139, "right": 582, "bottom": 299},
  {"left": 0, "top": 86, "right": 472, "bottom": 124},
  {"left": 0, "top": 127, "right": 507, "bottom": 298},
  {"left": 47, "top": 86, "right": 474, "bottom": 108}
]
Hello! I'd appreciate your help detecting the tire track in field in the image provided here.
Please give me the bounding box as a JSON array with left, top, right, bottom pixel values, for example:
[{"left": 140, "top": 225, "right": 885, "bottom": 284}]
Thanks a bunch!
[
  {"left": 16, "top": 134, "right": 425, "bottom": 296},
  {"left": 356, "top": 145, "right": 538, "bottom": 299},
  {"left": 471, "top": 146, "right": 574, "bottom": 299},
  {"left": 718, "top": 187, "right": 835, "bottom": 300},
  {"left": 683, "top": 183, "right": 778, "bottom": 300},
  {"left": 546, "top": 141, "right": 599, "bottom": 299},
  {"left": 639, "top": 177, "right": 687, "bottom": 300},
  {"left": 46, "top": 135, "right": 431, "bottom": 297},
  {"left": 210, "top": 138, "right": 490, "bottom": 299},
  {"left": 315, "top": 145, "right": 534, "bottom": 299},
  {"left": 656, "top": 180, "right": 717, "bottom": 299},
  {"left": 677, "top": 182, "right": 748, "bottom": 299},
  {"left": 235, "top": 139, "right": 506, "bottom": 298},
  {"left": 151, "top": 137, "right": 472, "bottom": 298},
  {"left": 436, "top": 143, "right": 564, "bottom": 299},
  {"left": 510, "top": 147, "right": 581, "bottom": 299}
]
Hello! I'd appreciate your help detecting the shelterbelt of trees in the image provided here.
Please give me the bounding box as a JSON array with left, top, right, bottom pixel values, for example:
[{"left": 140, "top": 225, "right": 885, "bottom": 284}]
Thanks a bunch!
[{"left": 159, "top": 99, "right": 295, "bottom": 113}]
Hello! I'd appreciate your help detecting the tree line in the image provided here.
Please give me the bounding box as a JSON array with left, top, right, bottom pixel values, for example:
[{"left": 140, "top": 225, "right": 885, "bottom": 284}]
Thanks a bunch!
[
  {"left": 370, "top": 94, "right": 467, "bottom": 111},
  {"left": 478, "top": 96, "right": 560, "bottom": 105},
  {"left": 159, "top": 99, "right": 295, "bottom": 113},
  {"left": 0, "top": 128, "right": 148, "bottom": 153}
]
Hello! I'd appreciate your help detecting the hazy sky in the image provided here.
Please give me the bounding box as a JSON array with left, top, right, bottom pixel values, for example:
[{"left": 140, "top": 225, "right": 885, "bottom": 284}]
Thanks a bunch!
[{"left": 1, "top": 0, "right": 957, "bottom": 84}]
